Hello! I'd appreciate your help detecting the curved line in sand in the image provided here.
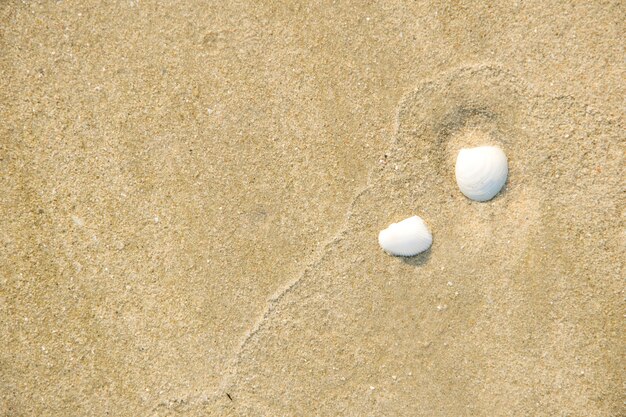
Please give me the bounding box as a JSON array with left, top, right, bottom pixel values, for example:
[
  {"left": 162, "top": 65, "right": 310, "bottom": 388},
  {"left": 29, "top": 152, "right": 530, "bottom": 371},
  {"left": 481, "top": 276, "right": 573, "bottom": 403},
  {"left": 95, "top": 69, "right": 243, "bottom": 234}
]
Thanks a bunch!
[{"left": 213, "top": 63, "right": 528, "bottom": 400}]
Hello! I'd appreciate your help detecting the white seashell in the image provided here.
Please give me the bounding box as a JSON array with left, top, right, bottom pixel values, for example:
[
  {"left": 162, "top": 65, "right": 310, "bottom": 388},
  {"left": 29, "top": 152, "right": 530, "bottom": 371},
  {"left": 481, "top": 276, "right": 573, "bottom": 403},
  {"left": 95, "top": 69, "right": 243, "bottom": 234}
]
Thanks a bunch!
[
  {"left": 378, "top": 216, "right": 433, "bottom": 257},
  {"left": 455, "top": 146, "right": 508, "bottom": 201}
]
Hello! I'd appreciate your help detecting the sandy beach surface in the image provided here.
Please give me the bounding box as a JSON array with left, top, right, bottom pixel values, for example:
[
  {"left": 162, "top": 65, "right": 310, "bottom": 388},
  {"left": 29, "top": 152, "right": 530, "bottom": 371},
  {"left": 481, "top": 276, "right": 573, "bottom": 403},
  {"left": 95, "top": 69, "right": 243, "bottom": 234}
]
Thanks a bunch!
[{"left": 1, "top": 2, "right": 624, "bottom": 416}]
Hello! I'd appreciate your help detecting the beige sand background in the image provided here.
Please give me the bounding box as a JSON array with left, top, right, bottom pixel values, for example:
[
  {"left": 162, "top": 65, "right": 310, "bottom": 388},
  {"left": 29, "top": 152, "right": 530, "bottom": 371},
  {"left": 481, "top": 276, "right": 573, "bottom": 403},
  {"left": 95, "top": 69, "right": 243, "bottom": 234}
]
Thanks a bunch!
[{"left": 1, "top": 1, "right": 624, "bottom": 416}]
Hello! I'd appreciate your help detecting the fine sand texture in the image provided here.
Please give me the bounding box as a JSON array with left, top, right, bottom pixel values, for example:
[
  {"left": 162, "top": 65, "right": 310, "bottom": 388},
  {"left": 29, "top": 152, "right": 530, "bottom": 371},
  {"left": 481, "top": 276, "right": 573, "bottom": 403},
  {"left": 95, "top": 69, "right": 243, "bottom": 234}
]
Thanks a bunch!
[{"left": 1, "top": 2, "right": 624, "bottom": 416}]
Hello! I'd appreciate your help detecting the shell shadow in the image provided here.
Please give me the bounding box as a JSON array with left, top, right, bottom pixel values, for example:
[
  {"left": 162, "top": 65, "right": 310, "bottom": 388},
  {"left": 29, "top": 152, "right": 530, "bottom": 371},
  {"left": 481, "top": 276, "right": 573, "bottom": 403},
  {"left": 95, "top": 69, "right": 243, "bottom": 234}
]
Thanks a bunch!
[{"left": 400, "top": 247, "right": 432, "bottom": 267}]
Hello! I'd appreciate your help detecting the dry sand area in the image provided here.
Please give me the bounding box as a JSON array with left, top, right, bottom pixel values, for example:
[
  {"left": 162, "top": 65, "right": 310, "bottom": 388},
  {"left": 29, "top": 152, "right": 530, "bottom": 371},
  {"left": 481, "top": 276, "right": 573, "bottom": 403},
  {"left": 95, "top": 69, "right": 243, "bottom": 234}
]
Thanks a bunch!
[{"left": 1, "top": 2, "right": 624, "bottom": 416}]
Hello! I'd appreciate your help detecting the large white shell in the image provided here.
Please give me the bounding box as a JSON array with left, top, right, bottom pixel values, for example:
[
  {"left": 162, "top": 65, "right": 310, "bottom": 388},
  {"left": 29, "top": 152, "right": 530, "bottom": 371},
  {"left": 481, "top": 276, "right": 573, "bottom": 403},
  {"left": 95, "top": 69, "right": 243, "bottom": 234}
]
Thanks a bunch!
[
  {"left": 378, "top": 216, "right": 432, "bottom": 257},
  {"left": 455, "top": 146, "right": 508, "bottom": 201}
]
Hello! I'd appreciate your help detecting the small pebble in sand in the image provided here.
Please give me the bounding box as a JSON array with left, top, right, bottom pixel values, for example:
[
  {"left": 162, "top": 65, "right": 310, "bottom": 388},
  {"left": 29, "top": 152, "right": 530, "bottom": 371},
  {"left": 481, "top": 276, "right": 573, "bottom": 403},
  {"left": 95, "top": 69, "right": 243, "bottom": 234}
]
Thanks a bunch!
[{"left": 71, "top": 215, "right": 85, "bottom": 227}]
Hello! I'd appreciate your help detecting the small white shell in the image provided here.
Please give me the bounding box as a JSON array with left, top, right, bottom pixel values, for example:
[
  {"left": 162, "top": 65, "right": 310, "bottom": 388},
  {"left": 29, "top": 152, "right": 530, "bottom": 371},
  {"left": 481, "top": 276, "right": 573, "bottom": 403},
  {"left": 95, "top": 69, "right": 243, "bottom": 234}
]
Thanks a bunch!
[
  {"left": 378, "top": 216, "right": 432, "bottom": 257},
  {"left": 455, "top": 146, "right": 508, "bottom": 201}
]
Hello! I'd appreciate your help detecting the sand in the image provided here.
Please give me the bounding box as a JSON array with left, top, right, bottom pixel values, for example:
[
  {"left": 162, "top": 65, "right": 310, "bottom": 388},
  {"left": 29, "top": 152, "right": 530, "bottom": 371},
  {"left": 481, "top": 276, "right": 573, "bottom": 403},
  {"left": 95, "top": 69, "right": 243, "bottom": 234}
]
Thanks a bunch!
[{"left": 1, "top": 2, "right": 624, "bottom": 416}]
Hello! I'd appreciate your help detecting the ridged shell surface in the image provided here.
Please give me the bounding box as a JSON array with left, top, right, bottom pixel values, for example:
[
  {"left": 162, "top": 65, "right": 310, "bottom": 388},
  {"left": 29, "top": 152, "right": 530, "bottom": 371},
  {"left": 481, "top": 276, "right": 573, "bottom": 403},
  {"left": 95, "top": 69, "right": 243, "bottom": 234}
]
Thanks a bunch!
[
  {"left": 455, "top": 146, "right": 508, "bottom": 201},
  {"left": 378, "top": 216, "right": 432, "bottom": 257}
]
